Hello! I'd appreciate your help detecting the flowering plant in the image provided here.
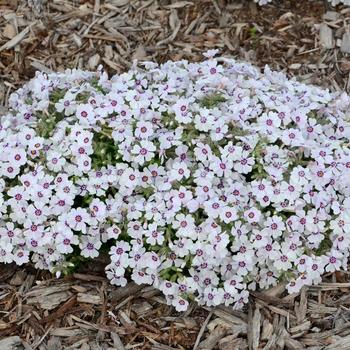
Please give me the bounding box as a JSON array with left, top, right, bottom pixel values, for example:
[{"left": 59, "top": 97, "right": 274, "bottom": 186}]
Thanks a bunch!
[{"left": 1, "top": 51, "right": 350, "bottom": 311}]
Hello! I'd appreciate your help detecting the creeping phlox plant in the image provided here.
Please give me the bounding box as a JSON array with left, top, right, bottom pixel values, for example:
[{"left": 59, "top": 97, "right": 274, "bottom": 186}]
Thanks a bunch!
[
  {"left": 256, "top": 0, "right": 350, "bottom": 5},
  {"left": 1, "top": 51, "right": 350, "bottom": 312}
]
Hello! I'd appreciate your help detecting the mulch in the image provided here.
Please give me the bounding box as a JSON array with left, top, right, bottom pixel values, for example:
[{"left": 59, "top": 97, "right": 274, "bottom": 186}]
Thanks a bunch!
[
  {"left": 2, "top": 262, "right": 350, "bottom": 349},
  {"left": 1, "top": 0, "right": 350, "bottom": 349}
]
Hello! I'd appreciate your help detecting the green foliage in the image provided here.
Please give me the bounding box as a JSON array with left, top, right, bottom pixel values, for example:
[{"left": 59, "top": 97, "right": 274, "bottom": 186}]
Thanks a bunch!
[
  {"left": 36, "top": 90, "right": 67, "bottom": 138},
  {"left": 248, "top": 26, "right": 260, "bottom": 49},
  {"left": 91, "top": 128, "right": 120, "bottom": 168},
  {"left": 316, "top": 236, "right": 332, "bottom": 256},
  {"left": 199, "top": 93, "right": 227, "bottom": 109},
  {"left": 90, "top": 77, "right": 107, "bottom": 94},
  {"left": 248, "top": 26, "right": 258, "bottom": 38}
]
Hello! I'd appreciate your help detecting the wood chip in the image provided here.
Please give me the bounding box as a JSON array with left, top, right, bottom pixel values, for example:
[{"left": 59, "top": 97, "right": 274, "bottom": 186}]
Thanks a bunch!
[
  {"left": 111, "top": 332, "right": 125, "bottom": 350},
  {"left": 193, "top": 312, "right": 212, "bottom": 350},
  {"left": 198, "top": 323, "right": 230, "bottom": 350},
  {"left": 118, "top": 310, "right": 136, "bottom": 327},
  {"left": 30, "top": 60, "right": 54, "bottom": 74},
  {"left": 77, "top": 293, "right": 102, "bottom": 305},
  {"left": 130, "top": 301, "right": 153, "bottom": 317},
  {"left": 341, "top": 31, "right": 350, "bottom": 53},
  {"left": 27, "top": 290, "right": 73, "bottom": 310},
  {"left": 164, "top": 1, "right": 194, "bottom": 9},
  {"left": 110, "top": 0, "right": 130, "bottom": 6},
  {"left": 251, "top": 306, "right": 261, "bottom": 350},
  {"left": 218, "top": 335, "right": 247, "bottom": 350},
  {"left": 261, "top": 319, "right": 274, "bottom": 341},
  {"left": 323, "top": 11, "right": 340, "bottom": 21},
  {"left": 9, "top": 270, "right": 27, "bottom": 286},
  {"left": 0, "top": 336, "right": 23, "bottom": 350},
  {"left": 3, "top": 23, "right": 16, "bottom": 39},
  {"left": 319, "top": 24, "right": 334, "bottom": 49},
  {"left": 88, "top": 53, "right": 100, "bottom": 70},
  {"left": 50, "top": 328, "right": 84, "bottom": 337},
  {"left": 0, "top": 23, "right": 34, "bottom": 52}
]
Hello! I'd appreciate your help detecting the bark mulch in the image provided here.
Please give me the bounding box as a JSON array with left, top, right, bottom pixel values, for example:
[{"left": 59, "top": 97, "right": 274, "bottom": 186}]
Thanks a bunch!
[
  {"left": 2, "top": 263, "right": 350, "bottom": 349},
  {"left": 1, "top": 0, "right": 350, "bottom": 349}
]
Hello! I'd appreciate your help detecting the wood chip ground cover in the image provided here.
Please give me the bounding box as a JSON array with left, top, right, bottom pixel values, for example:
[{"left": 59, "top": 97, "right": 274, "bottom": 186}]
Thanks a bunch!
[{"left": 1, "top": 0, "right": 350, "bottom": 349}]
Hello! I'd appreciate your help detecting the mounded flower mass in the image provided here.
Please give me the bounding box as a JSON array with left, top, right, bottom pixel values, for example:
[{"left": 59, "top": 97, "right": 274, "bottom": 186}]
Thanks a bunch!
[{"left": 1, "top": 52, "right": 350, "bottom": 311}]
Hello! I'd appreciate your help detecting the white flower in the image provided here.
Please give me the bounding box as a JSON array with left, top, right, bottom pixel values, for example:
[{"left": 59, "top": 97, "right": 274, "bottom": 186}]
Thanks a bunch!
[
  {"left": 210, "top": 156, "right": 233, "bottom": 177},
  {"left": 0, "top": 162, "right": 20, "bottom": 178},
  {"left": 89, "top": 198, "right": 106, "bottom": 222},
  {"left": 110, "top": 241, "right": 130, "bottom": 261},
  {"left": 80, "top": 235, "right": 102, "bottom": 258},
  {"left": 26, "top": 203, "right": 49, "bottom": 224},
  {"left": 119, "top": 167, "right": 140, "bottom": 190},
  {"left": 13, "top": 249, "right": 30, "bottom": 265},
  {"left": 173, "top": 98, "right": 194, "bottom": 124},
  {"left": 145, "top": 223, "right": 165, "bottom": 245},
  {"left": 132, "top": 140, "right": 156, "bottom": 164},
  {"left": 8, "top": 148, "right": 27, "bottom": 166},
  {"left": 263, "top": 215, "right": 285, "bottom": 238},
  {"left": 204, "top": 198, "right": 224, "bottom": 219},
  {"left": 330, "top": 213, "right": 350, "bottom": 235},
  {"left": 134, "top": 121, "right": 154, "bottom": 139},
  {"left": 290, "top": 166, "right": 310, "bottom": 187},
  {"left": 106, "top": 270, "right": 127, "bottom": 287},
  {"left": 56, "top": 230, "right": 78, "bottom": 254},
  {"left": 220, "top": 206, "right": 238, "bottom": 224},
  {"left": 172, "top": 213, "right": 196, "bottom": 239},
  {"left": 46, "top": 151, "right": 66, "bottom": 172},
  {"left": 273, "top": 252, "right": 293, "bottom": 271},
  {"left": 169, "top": 161, "right": 190, "bottom": 181},
  {"left": 76, "top": 104, "right": 95, "bottom": 125},
  {"left": 131, "top": 269, "right": 153, "bottom": 285},
  {"left": 325, "top": 250, "right": 343, "bottom": 272},
  {"left": 234, "top": 152, "right": 255, "bottom": 174},
  {"left": 244, "top": 208, "right": 261, "bottom": 224},
  {"left": 255, "top": 0, "right": 272, "bottom": 5},
  {"left": 194, "top": 143, "right": 213, "bottom": 162},
  {"left": 202, "top": 287, "right": 224, "bottom": 307},
  {"left": 194, "top": 109, "right": 215, "bottom": 132},
  {"left": 0, "top": 242, "right": 14, "bottom": 263},
  {"left": 67, "top": 208, "right": 89, "bottom": 233},
  {"left": 3, "top": 53, "right": 350, "bottom": 311},
  {"left": 203, "top": 49, "right": 219, "bottom": 58}
]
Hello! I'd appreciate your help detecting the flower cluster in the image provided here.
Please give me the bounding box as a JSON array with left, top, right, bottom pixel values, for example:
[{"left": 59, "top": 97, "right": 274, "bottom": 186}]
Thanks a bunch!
[
  {"left": 1, "top": 51, "right": 350, "bottom": 311},
  {"left": 255, "top": 0, "right": 350, "bottom": 5}
]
